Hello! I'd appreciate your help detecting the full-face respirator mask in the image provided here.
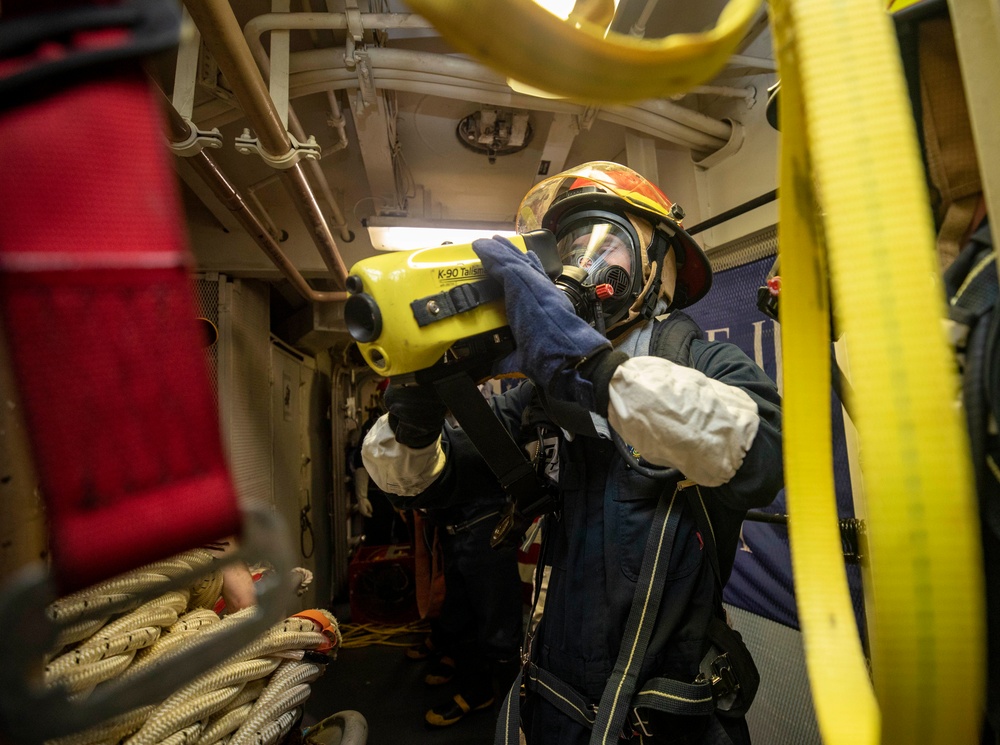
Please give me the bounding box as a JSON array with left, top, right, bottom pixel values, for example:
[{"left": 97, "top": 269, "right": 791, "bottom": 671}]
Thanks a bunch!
[{"left": 550, "top": 212, "right": 642, "bottom": 336}]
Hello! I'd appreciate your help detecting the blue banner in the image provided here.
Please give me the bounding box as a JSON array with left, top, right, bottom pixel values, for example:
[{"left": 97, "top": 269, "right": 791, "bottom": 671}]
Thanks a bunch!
[{"left": 686, "top": 255, "right": 866, "bottom": 638}]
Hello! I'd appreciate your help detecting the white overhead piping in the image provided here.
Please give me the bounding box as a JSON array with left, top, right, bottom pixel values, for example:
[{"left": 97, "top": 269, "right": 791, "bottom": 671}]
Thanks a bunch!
[
  {"left": 325, "top": 89, "right": 348, "bottom": 151},
  {"left": 296, "top": 15, "right": 351, "bottom": 229},
  {"left": 629, "top": 0, "right": 660, "bottom": 37},
  {"left": 243, "top": 11, "right": 435, "bottom": 42},
  {"left": 200, "top": 71, "right": 728, "bottom": 154},
  {"left": 239, "top": 11, "right": 736, "bottom": 153},
  {"left": 283, "top": 65, "right": 730, "bottom": 152},
  {"left": 246, "top": 11, "right": 754, "bottom": 114},
  {"left": 260, "top": 8, "right": 353, "bottom": 245}
]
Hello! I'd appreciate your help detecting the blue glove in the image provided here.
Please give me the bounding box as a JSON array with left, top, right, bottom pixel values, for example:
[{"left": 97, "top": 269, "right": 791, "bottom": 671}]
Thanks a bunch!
[{"left": 472, "top": 236, "right": 612, "bottom": 410}]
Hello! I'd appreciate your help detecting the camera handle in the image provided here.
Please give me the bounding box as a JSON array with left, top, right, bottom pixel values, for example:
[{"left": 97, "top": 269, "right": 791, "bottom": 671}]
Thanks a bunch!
[{"left": 432, "top": 372, "right": 557, "bottom": 549}]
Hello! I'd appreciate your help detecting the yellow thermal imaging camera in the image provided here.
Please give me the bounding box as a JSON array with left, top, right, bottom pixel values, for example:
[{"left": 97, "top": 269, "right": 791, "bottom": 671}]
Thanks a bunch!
[
  {"left": 344, "top": 230, "right": 568, "bottom": 551},
  {"left": 344, "top": 230, "right": 561, "bottom": 383}
]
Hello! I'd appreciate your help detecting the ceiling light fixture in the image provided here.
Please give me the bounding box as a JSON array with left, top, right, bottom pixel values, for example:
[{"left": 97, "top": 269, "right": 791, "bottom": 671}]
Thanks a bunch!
[
  {"left": 532, "top": 0, "right": 576, "bottom": 20},
  {"left": 364, "top": 218, "right": 517, "bottom": 251},
  {"left": 531, "top": 0, "right": 619, "bottom": 25}
]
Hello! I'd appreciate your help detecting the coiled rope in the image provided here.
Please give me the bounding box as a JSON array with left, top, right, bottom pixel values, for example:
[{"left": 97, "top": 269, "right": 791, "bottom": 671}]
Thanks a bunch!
[{"left": 41, "top": 549, "right": 340, "bottom": 745}]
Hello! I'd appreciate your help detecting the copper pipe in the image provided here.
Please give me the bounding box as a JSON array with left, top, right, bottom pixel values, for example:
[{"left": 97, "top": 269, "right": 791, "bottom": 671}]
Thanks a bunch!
[
  {"left": 190, "top": 154, "right": 346, "bottom": 303},
  {"left": 283, "top": 165, "right": 349, "bottom": 279},
  {"left": 289, "top": 107, "right": 354, "bottom": 244},
  {"left": 182, "top": 0, "right": 348, "bottom": 287},
  {"left": 183, "top": 0, "right": 289, "bottom": 157},
  {"left": 161, "top": 92, "right": 346, "bottom": 304}
]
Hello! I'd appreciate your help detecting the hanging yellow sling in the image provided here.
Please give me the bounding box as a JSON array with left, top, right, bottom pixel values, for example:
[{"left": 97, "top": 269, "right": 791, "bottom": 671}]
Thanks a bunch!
[{"left": 768, "top": 0, "right": 984, "bottom": 742}]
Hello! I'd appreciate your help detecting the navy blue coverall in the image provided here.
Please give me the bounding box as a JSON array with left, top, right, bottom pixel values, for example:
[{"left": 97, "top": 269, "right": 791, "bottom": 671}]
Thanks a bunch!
[{"left": 382, "top": 326, "right": 783, "bottom": 744}]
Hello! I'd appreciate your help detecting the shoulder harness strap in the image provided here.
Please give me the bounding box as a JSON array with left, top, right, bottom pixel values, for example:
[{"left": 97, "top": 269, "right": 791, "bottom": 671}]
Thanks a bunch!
[{"left": 649, "top": 309, "right": 703, "bottom": 366}]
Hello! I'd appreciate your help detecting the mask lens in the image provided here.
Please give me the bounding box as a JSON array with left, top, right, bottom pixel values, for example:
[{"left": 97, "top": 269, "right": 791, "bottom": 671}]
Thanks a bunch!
[{"left": 555, "top": 221, "right": 636, "bottom": 287}]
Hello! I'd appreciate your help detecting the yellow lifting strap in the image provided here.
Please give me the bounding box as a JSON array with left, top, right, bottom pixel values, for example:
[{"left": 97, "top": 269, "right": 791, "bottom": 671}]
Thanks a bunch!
[
  {"left": 770, "top": 0, "right": 985, "bottom": 741},
  {"left": 768, "top": 32, "right": 880, "bottom": 744},
  {"left": 409, "top": 0, "right": 986, "bottom": 742},
  {"left": 401, "top": 0, "right": 762, "bottom": 103}
]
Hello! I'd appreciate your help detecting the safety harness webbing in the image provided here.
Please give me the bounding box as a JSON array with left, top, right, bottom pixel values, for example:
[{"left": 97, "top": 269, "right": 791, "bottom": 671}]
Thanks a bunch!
[
  {"left": 0, "top": 9, "right": 241, "bottom": 592},
  {"left": 433, "top": 372, "right": 555, "bottom": 549},
  {"left": 495, "top": 483, "right": 686, "bottom": 745},
  {"left": 588, "top": 486, "right": 683, "bottom": 743}
]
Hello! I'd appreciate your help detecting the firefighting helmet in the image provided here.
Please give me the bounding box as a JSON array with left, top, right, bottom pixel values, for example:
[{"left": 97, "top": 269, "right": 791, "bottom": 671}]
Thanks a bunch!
[{"left": 516, "top": 161, "right": 711, "bottom": 333}]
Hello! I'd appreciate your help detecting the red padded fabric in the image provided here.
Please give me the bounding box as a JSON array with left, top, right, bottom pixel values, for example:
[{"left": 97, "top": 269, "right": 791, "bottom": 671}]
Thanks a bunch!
[{"left": 0, "top": 64, "right": 241, "bottom": 592}]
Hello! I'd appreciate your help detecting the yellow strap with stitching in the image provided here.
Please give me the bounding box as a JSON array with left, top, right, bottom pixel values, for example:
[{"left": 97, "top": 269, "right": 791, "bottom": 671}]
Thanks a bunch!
[
  {"left": 402, "top": 0, "right": 762, "bottom": 103},
  {"left": 770, "top": 0, "right": 984, "bottom": 743},
  {"left": 408, "top": 0, "right": 986, "bottom": 742},
  {"left": 768, "top": 10, "right": 880, "bottom": 739}
]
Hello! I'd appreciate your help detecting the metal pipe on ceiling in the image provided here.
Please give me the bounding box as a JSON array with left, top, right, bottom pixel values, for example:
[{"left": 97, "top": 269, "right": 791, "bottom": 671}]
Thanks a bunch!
[
  {"left": 198, "top": 73, "right": 730, "bottom": 154},
  {"left": 244, "top": 13, "right": 738, "bottom": 142},
  {"left": 628, "top": 0, "right": 661, "bottom": 37},
  {"left": 244, "top": 11, "right": 434, "bottom": 39},
  {"left": 159, "top": 90, "right": 347, "bottom": 304},
  {"left": 325, "top": 89, "right": 348, "bottom": 151},
  {"left": 203, "top": 67, "right": 726, "bottom": 154},
  {"left": 182, "top": 0, "right": 349, "bottom": 287},
  {"left": 284, "top": 68, "right": 730, "bottom": 152},
  {"left": 289, "top": 106, "right": 353, "bottom": 242},
  {"left": 237, "top": 36, "right": 735, "bottom": 151},
  {"left": 246, "top": 48, "right": 352, "bottom": 245}
]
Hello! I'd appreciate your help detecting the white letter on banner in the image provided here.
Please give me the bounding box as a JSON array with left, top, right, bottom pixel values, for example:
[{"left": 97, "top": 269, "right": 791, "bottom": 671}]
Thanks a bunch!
[{"left": 705, "top": 327, "right": 730, "bottom": 342}]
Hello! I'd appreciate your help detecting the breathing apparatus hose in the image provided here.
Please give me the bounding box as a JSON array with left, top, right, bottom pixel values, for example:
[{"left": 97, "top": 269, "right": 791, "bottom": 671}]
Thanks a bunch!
[
  {"left": 404, "top": 1, "right": 986, "bottom": 742},
  {"left": 611, "top": 428, "right": 680, "bottom": 481}
]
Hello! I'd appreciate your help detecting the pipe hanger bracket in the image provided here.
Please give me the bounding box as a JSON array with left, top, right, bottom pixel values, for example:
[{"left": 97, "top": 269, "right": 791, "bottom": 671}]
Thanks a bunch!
[
  {"left": 354, "top": 49, "right": 377, "bottom": 108},
  {"left": 235, "top": 128, "right": 322, "bottom": 169},
  {"left": 169, "top": 118, "right": 224, "bottom": 157}
]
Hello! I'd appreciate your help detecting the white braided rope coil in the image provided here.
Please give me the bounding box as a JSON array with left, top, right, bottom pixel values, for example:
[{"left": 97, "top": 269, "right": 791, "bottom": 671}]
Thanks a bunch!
[{"left": 40, "top": 553, "right": 339, "bottom": 745}]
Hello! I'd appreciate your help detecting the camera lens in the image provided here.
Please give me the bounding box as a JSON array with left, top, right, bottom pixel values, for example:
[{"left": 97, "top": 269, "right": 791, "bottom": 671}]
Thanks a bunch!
[{"left": 344, "top": 293, "right": 382, "bottom": 342}]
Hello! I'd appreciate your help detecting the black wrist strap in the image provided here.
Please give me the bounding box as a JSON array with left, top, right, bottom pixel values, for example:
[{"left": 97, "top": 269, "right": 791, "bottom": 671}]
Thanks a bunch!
[{"left": 579, "top": 349, "right": 629, "bottom": 417}]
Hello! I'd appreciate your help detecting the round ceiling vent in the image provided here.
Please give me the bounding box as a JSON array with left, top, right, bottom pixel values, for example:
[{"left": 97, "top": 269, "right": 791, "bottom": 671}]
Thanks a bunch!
[{"left": 456, "top": 109, "right": 533, "bottom": 164}]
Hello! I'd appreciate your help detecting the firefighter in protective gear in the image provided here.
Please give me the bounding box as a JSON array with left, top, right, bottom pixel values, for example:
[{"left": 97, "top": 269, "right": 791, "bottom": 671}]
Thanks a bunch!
[
  {"left": 517, "top": 160, "right": 712, "bottom": 334},
  {"left": 363, "top": 162, "right": 783, "bottom": 744}
]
